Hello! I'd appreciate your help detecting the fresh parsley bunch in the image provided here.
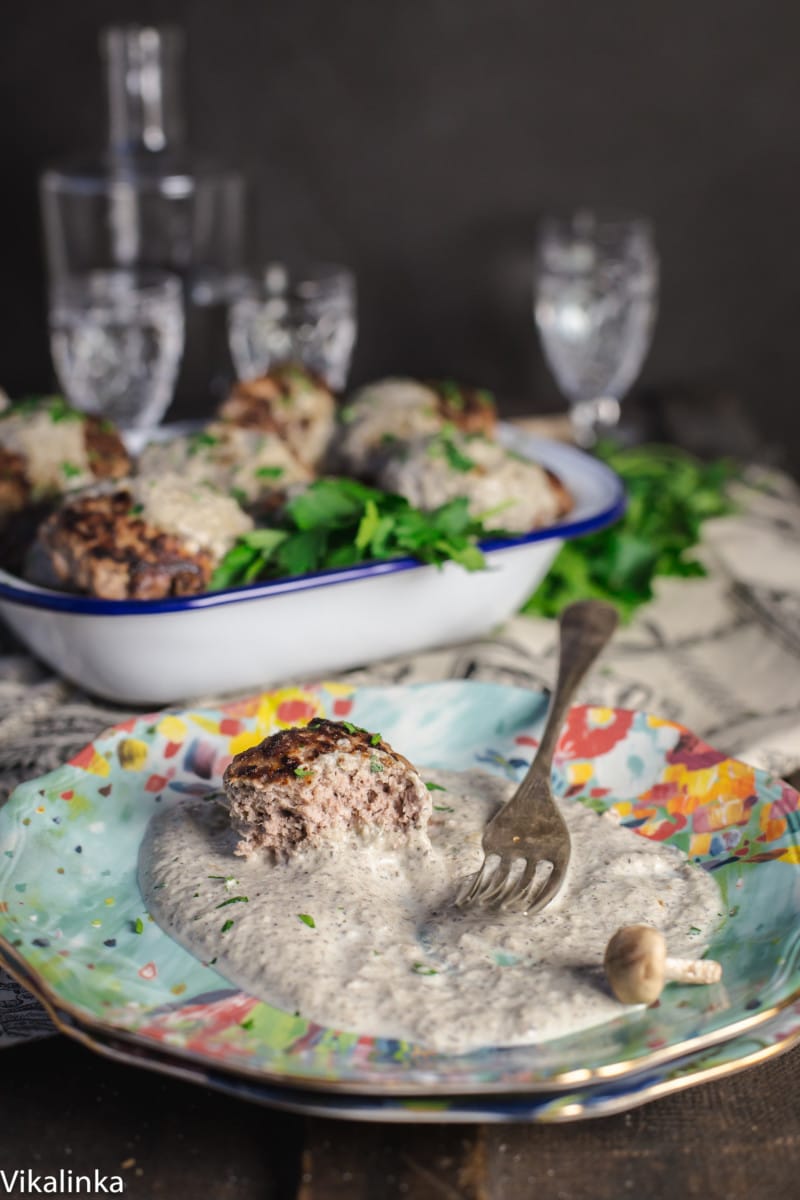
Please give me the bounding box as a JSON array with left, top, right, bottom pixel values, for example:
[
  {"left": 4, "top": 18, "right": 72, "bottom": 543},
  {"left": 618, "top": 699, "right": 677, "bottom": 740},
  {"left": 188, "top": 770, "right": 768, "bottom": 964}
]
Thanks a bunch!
[
  {"left": 210, "top": 478, "right": 506, "bottom": 589},
  {"left": 523, "top": 442, "right": 737, "bottom": 621}
]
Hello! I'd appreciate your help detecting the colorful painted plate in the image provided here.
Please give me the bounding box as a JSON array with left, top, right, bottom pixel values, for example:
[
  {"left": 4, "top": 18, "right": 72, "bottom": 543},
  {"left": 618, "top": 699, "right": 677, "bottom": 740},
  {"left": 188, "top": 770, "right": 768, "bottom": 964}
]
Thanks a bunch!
[
  {"left": 4, "top": 944, "right": 797, "bottom": 1123},
  {"left": 0, "top": 681, "right": 798, "bottom": 1096}
]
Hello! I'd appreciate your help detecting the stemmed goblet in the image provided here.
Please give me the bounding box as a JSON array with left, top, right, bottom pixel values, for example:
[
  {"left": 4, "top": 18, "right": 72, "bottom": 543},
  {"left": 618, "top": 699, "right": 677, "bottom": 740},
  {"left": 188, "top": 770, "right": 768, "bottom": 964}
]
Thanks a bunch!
[{"left": 534, "top": 212, "right": 658, "bottom": 446}]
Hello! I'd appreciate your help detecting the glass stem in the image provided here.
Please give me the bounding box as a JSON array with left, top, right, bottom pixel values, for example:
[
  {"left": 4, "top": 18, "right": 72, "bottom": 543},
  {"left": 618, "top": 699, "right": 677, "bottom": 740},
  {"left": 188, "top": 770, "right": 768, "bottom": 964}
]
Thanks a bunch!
[{"left": 569, "top": 396, "right": 621, "bottom": 447}]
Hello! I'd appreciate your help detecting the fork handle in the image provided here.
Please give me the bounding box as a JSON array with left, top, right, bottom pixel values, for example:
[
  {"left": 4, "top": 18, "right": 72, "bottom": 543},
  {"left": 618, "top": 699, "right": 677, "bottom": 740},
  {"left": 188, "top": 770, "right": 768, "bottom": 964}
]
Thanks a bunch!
[{"left": 528, "top": 600, "right": 619, "bottom": 778}]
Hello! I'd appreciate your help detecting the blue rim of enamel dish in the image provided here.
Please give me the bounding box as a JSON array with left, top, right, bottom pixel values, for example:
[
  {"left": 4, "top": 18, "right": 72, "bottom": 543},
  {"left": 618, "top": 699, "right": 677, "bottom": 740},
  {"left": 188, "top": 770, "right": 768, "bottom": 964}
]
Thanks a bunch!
[{"left": 0, "top": 441, "right": 625, "bottom": 617}]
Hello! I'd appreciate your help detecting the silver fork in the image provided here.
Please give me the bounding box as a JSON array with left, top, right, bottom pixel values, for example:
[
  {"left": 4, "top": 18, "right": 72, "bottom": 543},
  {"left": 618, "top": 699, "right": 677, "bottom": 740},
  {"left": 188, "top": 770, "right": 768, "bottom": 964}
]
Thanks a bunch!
[{"left": 456, "top": 599, "right": 619, "bottom": 915}]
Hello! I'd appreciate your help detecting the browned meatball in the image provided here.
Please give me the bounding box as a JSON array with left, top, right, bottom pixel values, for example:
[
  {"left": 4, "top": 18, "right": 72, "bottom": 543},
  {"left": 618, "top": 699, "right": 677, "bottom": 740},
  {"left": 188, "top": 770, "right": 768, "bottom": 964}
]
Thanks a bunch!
[
  {"left": 429, "top": 381, "right": 498, "bottom": 438},
  {"left": 26, "top": 486, "right": 215, "bottom": 600},
  {"left": 217, "top": 363, "right": 336, "bottom": 468},
  {"left": 0, "top": 448, "right": 31, "bottom": 517},
  {"left": 223, "top": 717, "right": 432, "bottom": 859},
  {"left": 83, "top": 416, "right": 132, "bottom": 479}
]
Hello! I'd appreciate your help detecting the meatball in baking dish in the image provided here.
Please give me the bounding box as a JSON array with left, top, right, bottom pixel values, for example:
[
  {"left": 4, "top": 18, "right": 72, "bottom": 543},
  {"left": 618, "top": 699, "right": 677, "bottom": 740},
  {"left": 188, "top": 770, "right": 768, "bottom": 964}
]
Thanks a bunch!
[
  {"left": 223, "top": 717, "right": 432, "bottom": 859},
  {"left": 217, "top": 363, "right": 336, "bottom": 469},
  {"left": 379, "top": 430, "right": 572, "bottom": 532},
  {"left": 26, "top": 475, "right": 253, "bottom": 600},
  {"left": 0, "top": 396, "right": 130, "bottom": 520},
  {"left": 334, "top": 377, "right": 498, "bottom": 479},
  {"left": 137, "top": 422, "right": 312, "bottom": 511}
]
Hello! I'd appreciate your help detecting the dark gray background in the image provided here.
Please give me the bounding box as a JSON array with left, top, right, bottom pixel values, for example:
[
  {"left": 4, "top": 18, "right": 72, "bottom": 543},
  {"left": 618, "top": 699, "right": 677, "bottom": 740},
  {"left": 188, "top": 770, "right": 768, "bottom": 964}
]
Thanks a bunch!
[{"left": 3, "top": 1, "right": 800, "bottom": 457}]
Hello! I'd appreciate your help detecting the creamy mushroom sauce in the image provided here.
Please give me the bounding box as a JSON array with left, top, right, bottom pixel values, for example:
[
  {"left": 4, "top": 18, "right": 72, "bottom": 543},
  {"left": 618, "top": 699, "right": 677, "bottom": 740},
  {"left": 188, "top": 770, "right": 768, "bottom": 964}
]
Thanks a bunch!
[
  {"left": 140, "top": 768, "right": 722, "bottom": 1055},
  {"left": 0, "top": 408, "right": 92, "bottom": 493},
  {"left": 133, "top": 474, "right": 254, "bottom": 562}
]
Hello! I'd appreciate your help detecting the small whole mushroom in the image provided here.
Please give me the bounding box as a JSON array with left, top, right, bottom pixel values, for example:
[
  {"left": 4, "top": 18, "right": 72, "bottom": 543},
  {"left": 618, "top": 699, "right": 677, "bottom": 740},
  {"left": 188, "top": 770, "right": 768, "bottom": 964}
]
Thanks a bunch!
[{"left": 604, "top": 924, "right": 723, "bottom": 1005}]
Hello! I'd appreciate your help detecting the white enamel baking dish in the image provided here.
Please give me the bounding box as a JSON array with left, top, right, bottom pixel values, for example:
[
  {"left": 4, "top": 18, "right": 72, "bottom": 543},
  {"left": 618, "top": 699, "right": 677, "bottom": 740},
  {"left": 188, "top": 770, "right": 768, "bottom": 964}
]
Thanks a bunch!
[{"left": 0, "top": 429, "right": 624, "bottom": 704}]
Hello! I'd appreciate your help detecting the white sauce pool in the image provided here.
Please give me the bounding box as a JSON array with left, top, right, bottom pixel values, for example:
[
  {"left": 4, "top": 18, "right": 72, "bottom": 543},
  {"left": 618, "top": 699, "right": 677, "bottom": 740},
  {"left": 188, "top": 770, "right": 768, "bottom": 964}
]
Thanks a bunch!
[{"left": 140, "top": 768, "right": 722, "bottom": 1055}]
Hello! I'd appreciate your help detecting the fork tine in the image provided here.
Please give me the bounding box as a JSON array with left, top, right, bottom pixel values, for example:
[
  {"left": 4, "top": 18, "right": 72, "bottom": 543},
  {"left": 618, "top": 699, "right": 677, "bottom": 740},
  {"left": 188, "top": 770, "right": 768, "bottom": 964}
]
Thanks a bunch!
[
  {"left": 499, "top": 857, "right": 541, "bottom": 912},
  {"left": 523, "top": 864, "right": 566, "bottom": 916},
  {"left": 474, "top": 856, "right": 514, "bottom": 906},
  {"left": 456, "top": 858, "right": 491, "bottom": 907}
]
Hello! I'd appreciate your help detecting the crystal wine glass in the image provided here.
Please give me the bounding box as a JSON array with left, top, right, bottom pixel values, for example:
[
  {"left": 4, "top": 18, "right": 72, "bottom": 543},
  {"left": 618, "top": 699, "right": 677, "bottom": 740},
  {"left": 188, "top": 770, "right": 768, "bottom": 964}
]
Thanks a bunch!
[
  {"left": 228, "top": 262, "right": 357, "bottom": 389},
  {"left": 534, "top": 212, "right": 659, "bottom": 446},
  {"left": 48, "top": 269, "right": 185, "bottom": 432}
]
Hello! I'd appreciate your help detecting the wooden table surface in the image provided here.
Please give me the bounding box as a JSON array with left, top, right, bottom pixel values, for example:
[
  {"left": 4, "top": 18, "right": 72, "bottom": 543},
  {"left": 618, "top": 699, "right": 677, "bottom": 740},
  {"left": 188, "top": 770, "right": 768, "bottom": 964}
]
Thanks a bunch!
[
  {"left": 2, "top": 1032, "right": 798, "bottom": 1198},
  {"left": 1, "top": 404, "right": 798, "bottom": 1197}
]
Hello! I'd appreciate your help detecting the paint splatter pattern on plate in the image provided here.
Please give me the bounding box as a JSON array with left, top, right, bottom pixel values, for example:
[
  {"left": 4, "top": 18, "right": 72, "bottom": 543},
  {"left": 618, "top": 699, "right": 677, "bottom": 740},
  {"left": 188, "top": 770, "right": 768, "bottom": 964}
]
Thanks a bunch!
[{"left": 0, "top": 681, "right": 798, "bottom": 1094}]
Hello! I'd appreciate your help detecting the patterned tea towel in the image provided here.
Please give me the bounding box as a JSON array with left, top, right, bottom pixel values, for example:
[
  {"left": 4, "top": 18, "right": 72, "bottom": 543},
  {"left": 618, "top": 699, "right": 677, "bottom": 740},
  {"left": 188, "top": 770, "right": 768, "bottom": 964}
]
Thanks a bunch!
[{"left": 2, "top": 467, "right": 800, "bottom": 1047}]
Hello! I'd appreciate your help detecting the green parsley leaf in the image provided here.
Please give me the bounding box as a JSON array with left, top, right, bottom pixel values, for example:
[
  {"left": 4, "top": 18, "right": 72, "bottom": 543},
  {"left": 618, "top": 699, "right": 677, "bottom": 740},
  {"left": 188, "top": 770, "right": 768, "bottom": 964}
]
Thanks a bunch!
[
  {"left": 133, "top": 917, "right": 144, "bottom": 935},
  {"left": 370, "top": 756, "right": 384, "bottom": 774},
  {"left": 294, "top": 766, "right": 313, "bottom": 779},
  {"left": 188, "top": 431, "right": 220, "bottom": 455},
  {"left": 240, "top": 1018, "right": 255, "bottom": 1030},
  {"left": 210, "top": 476, "right": 500, "bottom": 590},
  {"left": 216, "top": 896, "right": 248, "bottom": 908},
  {"left": 221, "top": 919, "right": 234, "bottom": 933},
  {"left": 412, "top": 962, "right": 438, "bottom": 976},
  {"left": 208, "top": 957, "right": 217, "bottom": 965},
  {"left": 433, "top": 804, "right": 455, "bottom": 813},
  {"left": 370, "top": 732, "right": 382, "bottom": 746},
  {"left": 425, "top": 781, "right": 447, "bottom": 792},
  {"left": 255, "top": 465, "right": 285, "bottom": 480},
  {"left": 297, "top": 913, "right": 316, "bottom": 928},
  {"left": 61, "top": 461, "right": 82, "bottom": 479},
  {"left": 523, "top": 442, "right": 737, "bottom": 622}
]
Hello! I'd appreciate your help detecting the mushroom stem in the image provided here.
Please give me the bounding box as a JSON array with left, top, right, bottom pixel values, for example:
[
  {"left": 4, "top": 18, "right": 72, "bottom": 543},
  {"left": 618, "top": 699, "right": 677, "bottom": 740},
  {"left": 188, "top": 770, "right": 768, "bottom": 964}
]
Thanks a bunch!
[
  {"left": 604, "top": 924, "right": 723, "bottom": 1006},
  {"left": 664, "top": 956, "right": 722, "bottom": 986}
]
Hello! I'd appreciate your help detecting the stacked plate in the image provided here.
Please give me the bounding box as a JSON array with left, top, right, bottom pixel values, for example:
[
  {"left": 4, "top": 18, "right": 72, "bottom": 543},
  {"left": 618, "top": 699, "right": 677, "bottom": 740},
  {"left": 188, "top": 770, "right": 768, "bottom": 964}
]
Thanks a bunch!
[{"left": 1, "top": 681, "right": 798, "bottom": 1123}]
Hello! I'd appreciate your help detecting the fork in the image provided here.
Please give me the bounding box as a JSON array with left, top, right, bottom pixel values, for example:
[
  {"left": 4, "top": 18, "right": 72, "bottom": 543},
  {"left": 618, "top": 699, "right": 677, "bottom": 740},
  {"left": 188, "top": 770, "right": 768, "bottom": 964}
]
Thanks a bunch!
[{"left": 456, "top": 599, "right": 619, "bottom": 915}]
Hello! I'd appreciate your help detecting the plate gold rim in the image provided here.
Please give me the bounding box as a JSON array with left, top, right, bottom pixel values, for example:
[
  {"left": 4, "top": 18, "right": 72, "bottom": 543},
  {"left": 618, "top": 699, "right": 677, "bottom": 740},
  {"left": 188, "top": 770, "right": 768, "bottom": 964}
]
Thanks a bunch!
[
  {"left": 2, "top": 936, "right": 798, "bottom": 1099},
  {"left": 3, "top": 943, "right": 798, "bottom": 1122}
]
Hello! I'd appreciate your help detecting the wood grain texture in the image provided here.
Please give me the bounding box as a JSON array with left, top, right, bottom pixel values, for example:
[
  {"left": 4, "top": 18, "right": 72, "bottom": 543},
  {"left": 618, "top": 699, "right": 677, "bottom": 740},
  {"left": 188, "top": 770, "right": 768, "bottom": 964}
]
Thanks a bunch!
[{"left": 0, "top": 1034, "right": 798, "bottom": 1198}]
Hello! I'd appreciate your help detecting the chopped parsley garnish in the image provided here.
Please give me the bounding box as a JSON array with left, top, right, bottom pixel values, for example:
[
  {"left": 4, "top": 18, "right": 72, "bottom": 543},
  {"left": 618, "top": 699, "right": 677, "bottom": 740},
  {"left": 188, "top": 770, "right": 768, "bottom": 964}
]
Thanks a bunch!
[
  {"left": 255, "top": 465, "right": 285, "bottom": 480},
  {"left": 341, "top": 721, "right": 358, "bottom": 734},
  {"left": 427, "top": 430, "right": 477, "bottom": 473},
  {"left": 369, "top": 756, "right": 384, "bottom": 774},
  {"left": 132, "top": 917, "right": 144, "bottom": 935},
  {"left": 51, "top": 396, "right": 83, "bottom": 422},
  {"left": 370, "top": 732, "right": 382, "bottom": 746},
  {"left": 412, "top": 962, "right": 438, "bottom": 976},
  {"left": 221, "top": 919, "right": 234, "bottom": 933},
  {"left": 688, "top": 925, "right": 701, "bottom": 936},
  {"left": 208, "top": 957, "right": 217, "bottom": 965},
  {"left": 60, "top": 461, "right": 82, "bottom": 479},
  {"left": 294, "top": 766, "right": 313, "bottom": 779},
  {"left": 425, "top": 781, "right": 447, "bottom": 792},
  {"left": 210, "top": 478, "right": 511, "bottom": 590},
  {"left": 433, "top": 804, "right": 455, "bottom": 813},
  {"left": 437, "top": 380, "right": 464, "bottom": 409},
  {"left": 129, "top": 503, "right": 144, "bottom": 517},
  {"left": 188, "top": 431, "right": 220, "bottom": 455},
  {"left": 524, "top": 442, "right": 737, "bottom": 622},
  {"left": 297, "top": 913, "right": 316, "bottom": 928},
  {"left": 240, "top": 1018, "right": 255, "bottom": 1030},
  {"left": 216, "top": 896, "right": 248, "bottom": 908}
]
